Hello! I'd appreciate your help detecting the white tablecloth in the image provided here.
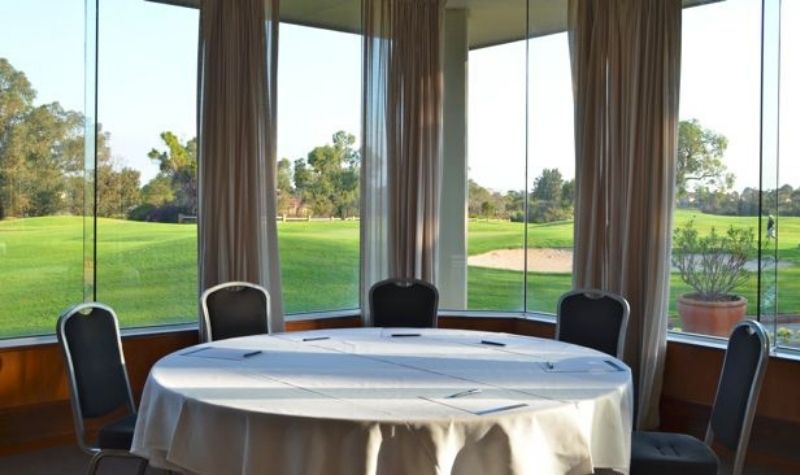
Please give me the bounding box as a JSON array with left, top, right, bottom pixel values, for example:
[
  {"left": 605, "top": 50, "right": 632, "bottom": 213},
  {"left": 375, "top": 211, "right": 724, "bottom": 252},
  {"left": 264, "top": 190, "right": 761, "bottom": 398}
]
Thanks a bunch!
[{"left": 132, "top": 328, "right": 632, "bottom": 475}]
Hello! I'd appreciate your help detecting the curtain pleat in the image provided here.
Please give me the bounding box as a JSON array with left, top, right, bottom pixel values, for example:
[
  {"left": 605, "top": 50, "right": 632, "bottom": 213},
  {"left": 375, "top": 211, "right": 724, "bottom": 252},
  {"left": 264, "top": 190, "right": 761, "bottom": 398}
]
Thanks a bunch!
[
  {"left": 198, "top": 0, "right": 284, "bottom": 334},
  {"left": 361, "top": 0, "right": 445, "bottom": 325},
  {"left": 569, "top": 0, "right": 681, "bottom": 429}
]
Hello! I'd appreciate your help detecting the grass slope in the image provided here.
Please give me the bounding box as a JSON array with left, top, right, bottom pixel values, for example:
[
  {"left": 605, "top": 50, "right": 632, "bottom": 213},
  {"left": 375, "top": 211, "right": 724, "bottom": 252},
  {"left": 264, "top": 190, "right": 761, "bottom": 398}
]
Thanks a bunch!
[{"left": 1, "top": 209, "right": 797, "bottom": 337}]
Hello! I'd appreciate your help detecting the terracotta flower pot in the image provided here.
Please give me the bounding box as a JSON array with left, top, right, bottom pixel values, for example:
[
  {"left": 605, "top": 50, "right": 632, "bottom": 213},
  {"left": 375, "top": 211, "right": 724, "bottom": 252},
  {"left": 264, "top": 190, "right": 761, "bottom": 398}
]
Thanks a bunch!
[{"left": 677, "top": 294, "right": 747, "bottom": 337}]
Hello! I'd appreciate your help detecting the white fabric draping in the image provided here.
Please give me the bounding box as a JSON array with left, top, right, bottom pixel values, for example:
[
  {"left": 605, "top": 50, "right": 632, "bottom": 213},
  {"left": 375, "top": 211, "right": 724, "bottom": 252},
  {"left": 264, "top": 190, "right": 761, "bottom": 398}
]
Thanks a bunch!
[
  {"left": 197, "top": 0, "right": 284, "bottom": 333},
  {"left": 131, "top": 328, "right": 634, "bottom": 474},
  {"left": 568, "top": 0, "right": 681, "bottom": 429},
  {"left": 361, "top": 0, "right": 446, "bottom": 325}
]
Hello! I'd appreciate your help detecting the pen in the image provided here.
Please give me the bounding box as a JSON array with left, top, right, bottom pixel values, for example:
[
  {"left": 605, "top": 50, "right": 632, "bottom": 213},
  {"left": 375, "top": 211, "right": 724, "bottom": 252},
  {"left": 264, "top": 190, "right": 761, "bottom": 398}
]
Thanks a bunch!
[
  {"left": 446, "top": 388, "right": 482, "bottom": 399},
  {"left": 242, "top": 350, "right": 262, "bottom": 358},
  {"left": 392, "top": 333, "right": 421, "bottom": 337},
  {"left": 481, "top": 340, "right": 506, "bottom": 347},
  {"left": 303, "top": 336, "right": 330, "bottom": 341}
]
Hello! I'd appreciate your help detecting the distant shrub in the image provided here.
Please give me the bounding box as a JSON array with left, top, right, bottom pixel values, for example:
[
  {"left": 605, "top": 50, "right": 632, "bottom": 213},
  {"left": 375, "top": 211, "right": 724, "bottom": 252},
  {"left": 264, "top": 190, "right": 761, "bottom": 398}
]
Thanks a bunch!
[{"left": 128, "top": 203, "right": 185, "bottom": 223}]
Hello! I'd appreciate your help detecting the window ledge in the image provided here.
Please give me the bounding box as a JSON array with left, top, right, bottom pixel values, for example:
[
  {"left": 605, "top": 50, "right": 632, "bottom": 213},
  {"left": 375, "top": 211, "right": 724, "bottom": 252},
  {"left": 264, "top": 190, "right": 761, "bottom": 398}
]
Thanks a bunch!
[
  {"left": 667, "top": 330, "right": 800, "bottom": 362},
  {"left": 5, "top": 310, "right": 798, "bottom": 363}
]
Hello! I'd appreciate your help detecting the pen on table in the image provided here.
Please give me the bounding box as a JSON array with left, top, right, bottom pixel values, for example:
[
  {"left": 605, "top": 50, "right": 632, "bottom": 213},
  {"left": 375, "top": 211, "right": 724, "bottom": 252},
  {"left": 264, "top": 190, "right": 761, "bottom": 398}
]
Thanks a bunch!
[
  {"left": 242, "top": 350, "right": 262, "bottom": 358},
  {"left": 446, "top": 388, "right": 482, "bottom": 399},
  {"left": 475, "top": 403, "right": 528, "bottom": 416},
  {"left": 303, "top": 336, "right": 330, "bottom": 342},
  {"left": 481, "top": 339, "right": 506, "bottom": 347},
  {"left": 391, "top": 333, "right": 421, "bottom": 337}
]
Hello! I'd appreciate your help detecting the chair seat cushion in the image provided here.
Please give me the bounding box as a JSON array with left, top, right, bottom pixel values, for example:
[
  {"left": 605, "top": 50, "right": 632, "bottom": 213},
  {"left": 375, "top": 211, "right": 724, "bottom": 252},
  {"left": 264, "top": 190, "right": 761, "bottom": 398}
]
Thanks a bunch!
[
  {"left": 97, "top": 414, "right": 137, "bottom": 450},
  {"left": 631, "top": 431, "right": 720, "bottom": 475}
]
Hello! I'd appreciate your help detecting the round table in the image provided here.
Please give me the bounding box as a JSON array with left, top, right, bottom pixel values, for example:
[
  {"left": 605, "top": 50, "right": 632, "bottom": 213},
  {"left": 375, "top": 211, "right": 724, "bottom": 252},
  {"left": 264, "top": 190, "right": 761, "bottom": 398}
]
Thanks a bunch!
[{"left": 131, "top": 327, "right": 633, "bottom": 475}]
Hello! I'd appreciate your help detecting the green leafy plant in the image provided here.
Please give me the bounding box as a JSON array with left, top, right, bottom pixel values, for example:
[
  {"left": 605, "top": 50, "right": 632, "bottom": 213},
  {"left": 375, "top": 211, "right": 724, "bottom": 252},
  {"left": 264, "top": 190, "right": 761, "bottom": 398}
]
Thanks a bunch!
[{"left": 672, "top": 219, "right": 755, "bottom": 301}]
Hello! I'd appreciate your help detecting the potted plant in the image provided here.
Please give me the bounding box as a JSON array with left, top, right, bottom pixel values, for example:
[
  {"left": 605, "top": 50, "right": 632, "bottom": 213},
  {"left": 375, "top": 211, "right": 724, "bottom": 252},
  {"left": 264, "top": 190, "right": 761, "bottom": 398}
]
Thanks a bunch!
[{"left": 672, "top": 219, "right": 755, "bottom": 337}]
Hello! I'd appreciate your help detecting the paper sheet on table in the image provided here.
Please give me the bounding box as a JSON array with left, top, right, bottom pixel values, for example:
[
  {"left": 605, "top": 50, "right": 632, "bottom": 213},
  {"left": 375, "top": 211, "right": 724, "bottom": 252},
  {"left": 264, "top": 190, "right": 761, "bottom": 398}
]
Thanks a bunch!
[
  {"left": 542, "top": 358, "right": 625, "bottom": 373},
  {"left": 181, "top": 347, "right": 261, "bottom": 361},
  {"left": 423, "top": 391, "right": 533, "bottom": 416}
]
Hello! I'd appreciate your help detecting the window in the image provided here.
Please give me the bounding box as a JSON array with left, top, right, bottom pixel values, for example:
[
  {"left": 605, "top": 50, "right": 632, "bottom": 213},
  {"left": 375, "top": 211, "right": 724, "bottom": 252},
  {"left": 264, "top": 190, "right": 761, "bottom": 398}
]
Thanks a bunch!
[
  {"left": 467, "top": 40, "right": 527, "bottom": 311},
  {"left": 525, "top": 32, "right": 575, "bottom": 315},
  {"left": 464, "top": 1, "right": 573, "bottom": 316},
  {"left": 669, "top": 0, "right": 762, "bottom": 339},
  {"left": 96, "top": 0, "right": 199, "bottom": 328},
  {"left": 0, "top": 0, "right": 88, "bottom": 337},
  {"left": 770, "top": 0, "right": 800, "bottom": 350},
  {"left": 667, "top": 0, "right": 800, "bottom": 351},
  {"left": 277, "top": 22, "right": 361, "bottom": 315}
]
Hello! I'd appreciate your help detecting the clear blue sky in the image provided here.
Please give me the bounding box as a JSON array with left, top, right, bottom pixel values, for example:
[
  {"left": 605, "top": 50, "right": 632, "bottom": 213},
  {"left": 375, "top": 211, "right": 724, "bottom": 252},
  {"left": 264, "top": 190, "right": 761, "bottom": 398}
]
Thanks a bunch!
[{"left": 0, "top": 0, "right": 796, "bottom": 193}]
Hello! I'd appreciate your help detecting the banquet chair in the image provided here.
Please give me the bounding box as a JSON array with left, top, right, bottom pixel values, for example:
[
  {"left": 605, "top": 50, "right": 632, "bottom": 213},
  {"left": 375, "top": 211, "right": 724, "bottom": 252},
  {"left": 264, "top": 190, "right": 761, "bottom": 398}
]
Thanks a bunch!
[
  {"left": 201, "top": 281, "right": 271, "bottom": 342},
  {"left": 631, "top": 320, "right": 770, "bottom": 475},
  {"left": 56, "top": 303, "right": 148, "bottom": 475},
  {"left": 556, "top": 289, "right": 630, "bottom": 358},
  {"left": 369, "top": 278, "right": 439, "bottom": 328}
]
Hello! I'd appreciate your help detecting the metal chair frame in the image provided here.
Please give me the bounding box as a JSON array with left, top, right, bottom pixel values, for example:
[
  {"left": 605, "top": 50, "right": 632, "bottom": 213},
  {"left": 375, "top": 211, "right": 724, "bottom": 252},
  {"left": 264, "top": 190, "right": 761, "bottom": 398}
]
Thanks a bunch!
[
  {"left": 555, "top": 288, "right": 630, "bottom": 359},
  {"left": 368, "top": 278, "right": 440, "bottom": 328},
  {"left": 57, "top": 302, "right": 148, "bottom": 475},
  {"left": 201, "top": 280, "right": 272, "bottom": 342},
  {"left": 704, "top": 319, "right": 770, "bottom": 475}
]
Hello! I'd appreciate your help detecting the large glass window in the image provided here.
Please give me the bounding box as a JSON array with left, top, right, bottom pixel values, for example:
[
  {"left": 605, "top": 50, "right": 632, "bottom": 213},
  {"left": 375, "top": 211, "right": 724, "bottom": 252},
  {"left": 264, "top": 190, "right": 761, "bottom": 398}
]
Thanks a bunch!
[
  {"left": 96, "top": 0, "right": 199, "bottom": 328},
  {"left": 465, "top": 1, "right": 573, "bottom": 316},
  {"left": 0, "top": 0, "right": 88, "bottom": 337},
  {"left": 771, "top": 0, "right": 800, "bottom": 350},
  {"left": 525, "top": 31, "right": 575, "bottom": 315},
  {"left": 669, "top": 0, "right": 763, "bottom": 340},
  {"left": 277, "top": 22, "right": 361, "bottom": 315},
  {"left": 467, "top": 39, "right": 527, "bottom": 312}
]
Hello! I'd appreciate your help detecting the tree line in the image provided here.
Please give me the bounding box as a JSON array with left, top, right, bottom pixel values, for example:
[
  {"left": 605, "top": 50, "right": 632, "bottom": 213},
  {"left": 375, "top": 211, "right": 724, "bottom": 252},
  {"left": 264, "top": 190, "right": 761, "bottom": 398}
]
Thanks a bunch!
[
  {"left": 0, "top": 59, "right": 362, "bottom": 223},
  {"left": 5, "top": 57, "right": 777, "bottom": 224}
]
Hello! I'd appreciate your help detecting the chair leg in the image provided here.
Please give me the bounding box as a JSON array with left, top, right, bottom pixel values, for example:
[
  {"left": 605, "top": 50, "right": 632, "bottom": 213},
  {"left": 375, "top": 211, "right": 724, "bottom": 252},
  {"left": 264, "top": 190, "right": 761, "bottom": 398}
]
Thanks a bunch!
[
  {"left": 87, "top": 452, "right": 105, "bottom": 475},
  {"left": 137, "top": 458, "right": 148, "bottom": 474}
]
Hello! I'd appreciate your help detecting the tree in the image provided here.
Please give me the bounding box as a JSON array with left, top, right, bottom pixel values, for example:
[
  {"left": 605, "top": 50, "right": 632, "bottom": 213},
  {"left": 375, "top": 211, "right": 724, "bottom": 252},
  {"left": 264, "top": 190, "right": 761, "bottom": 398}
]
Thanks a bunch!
[
  {"left": 146, "top": 132, "right": 198, "bottom": 214},
  {"left": 468, "top": 179, "right": 492, "bottom": 217},
  {"left": 0, "top": 59, "right": 105, "bottom": 218},
  {"left": 97, "top": 163, "right": 141, "bottom": 217},
  {"left": 140, "top": 175, "right": 175, "bottom": 207},
  {"left": 276, "top": 158, "right": 294, "bottom": 216},
  {"left": 561, "top": 179, "right": 575, "bottom": 208},
  {"left": 677, "top": 119, "right": 734, "bottom": 199},
  {"left": 531, "top": 168, "right": 564, "bottom": 202},
  {"left": 293, "top": 131, "right": 360, "bottom": 218},
  {"left": 0, "top": 58, "right": 35, "bottom": 219}
]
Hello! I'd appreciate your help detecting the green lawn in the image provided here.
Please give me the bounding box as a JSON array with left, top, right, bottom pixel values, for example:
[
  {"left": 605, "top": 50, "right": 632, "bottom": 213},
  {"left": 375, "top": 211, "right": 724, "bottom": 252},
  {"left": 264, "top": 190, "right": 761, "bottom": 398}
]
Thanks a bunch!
[{"left": 1, "top": 209, "right": 799, "bottom": 339}]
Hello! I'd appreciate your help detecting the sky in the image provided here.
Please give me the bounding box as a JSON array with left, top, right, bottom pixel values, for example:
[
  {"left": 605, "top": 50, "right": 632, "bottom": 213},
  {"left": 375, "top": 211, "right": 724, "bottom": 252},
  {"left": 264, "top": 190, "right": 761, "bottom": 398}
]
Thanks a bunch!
[{"left": 0, "top": 0, "right": 797, "bottom": 194}]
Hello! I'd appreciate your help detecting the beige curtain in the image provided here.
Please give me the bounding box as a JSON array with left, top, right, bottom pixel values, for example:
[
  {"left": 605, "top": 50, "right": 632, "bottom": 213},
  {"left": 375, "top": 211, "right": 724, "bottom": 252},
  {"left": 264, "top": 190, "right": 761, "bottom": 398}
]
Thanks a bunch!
[
  {"left": 198, "top": 0, "right": 284, "bottom": 334},
  {"left": 361, "top": 0, "right": 445, "bottom": 324},
  {"left": 569, "top": 0, "right": 681, "bottom": 429}
]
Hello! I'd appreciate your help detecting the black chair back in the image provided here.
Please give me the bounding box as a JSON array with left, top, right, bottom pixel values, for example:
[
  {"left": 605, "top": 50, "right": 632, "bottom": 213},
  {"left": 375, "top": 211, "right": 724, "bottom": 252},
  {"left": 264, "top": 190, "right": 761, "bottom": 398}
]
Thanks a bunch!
[
  {"left": 202, "top": 281, "right": 271, "bottom": 341},
  {"left": 556, "top": 289, "right": 630, "bottom": 358},
  {"left": 707, "top": 320, "right": 769, "bottom": 462},
  {"left": 57, "top": 303, "right": 135, "bottom": 450},
  {"left": 369, "top": 278, "right": 439, "bottom": 328}
]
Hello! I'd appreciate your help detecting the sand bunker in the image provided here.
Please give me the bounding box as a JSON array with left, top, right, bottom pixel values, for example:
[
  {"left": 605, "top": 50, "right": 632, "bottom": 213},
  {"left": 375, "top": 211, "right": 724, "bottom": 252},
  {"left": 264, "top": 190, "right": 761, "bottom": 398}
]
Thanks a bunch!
[
  {"left": 468, "top": 248, "right": 573, "bottom": 273},
  {"left": 469, "top": 248, "right": 791, "bottom": 273}
]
